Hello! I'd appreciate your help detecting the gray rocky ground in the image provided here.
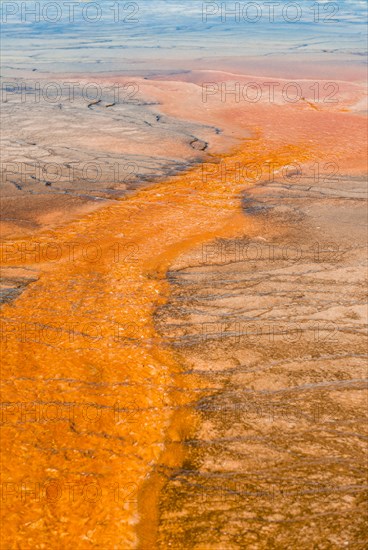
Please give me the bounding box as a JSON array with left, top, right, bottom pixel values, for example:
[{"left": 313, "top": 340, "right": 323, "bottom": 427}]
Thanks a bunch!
[{"left": 1, "top": 76, "right": 215, "bottom": 237}]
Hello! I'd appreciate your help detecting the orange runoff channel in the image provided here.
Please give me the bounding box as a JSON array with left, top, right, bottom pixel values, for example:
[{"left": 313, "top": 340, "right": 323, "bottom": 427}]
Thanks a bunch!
[{"left": 1, "top": 136, "right": 315, "bottom": 548}]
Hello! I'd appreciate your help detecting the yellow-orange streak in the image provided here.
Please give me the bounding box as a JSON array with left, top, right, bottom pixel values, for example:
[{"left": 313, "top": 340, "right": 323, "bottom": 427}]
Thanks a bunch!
[{"left": 2, "top": 137, "right": 316, "bottom": 548}]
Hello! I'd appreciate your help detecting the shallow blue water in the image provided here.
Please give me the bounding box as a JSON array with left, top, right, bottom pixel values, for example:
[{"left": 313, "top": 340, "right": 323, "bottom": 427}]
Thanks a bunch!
[{"left": 1, "top": 1, "right": 367, "bottom": 73}]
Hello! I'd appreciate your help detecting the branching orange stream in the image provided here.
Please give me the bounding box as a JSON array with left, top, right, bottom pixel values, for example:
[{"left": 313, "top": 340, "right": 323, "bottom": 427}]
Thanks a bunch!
[{"left": 1, "top": 137, "right": 320, "bottom": 547}]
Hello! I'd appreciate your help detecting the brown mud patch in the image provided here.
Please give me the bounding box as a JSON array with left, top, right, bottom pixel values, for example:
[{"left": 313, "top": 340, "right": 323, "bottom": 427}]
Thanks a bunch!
[{"left": 152, "top": 172, "right": 368, "bottom": 549}]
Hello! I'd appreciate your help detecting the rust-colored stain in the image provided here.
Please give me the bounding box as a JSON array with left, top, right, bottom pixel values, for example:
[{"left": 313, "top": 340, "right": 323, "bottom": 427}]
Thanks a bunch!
[{"left": 0, "top": 133, "right": 355, "bottom": 547}]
